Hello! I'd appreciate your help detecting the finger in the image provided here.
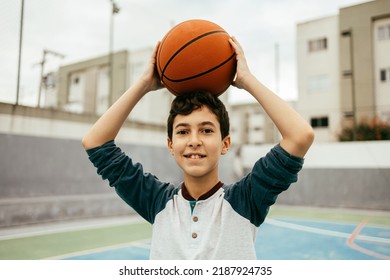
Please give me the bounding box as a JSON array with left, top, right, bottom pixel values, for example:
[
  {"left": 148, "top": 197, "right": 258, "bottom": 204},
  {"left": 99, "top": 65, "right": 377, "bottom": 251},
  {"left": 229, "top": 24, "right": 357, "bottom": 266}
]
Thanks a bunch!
[
  {"left": 151, "top": 41, "right": 161, "bottom": 62},
  {"left": 153, "top": 41, "right": 160, "bottom": 53},
  {"left": 229, "top": 37, "right": 238, "bottom": 49},
  {"left": 229, "top": 37, "right": 244, "bottom": 56}
]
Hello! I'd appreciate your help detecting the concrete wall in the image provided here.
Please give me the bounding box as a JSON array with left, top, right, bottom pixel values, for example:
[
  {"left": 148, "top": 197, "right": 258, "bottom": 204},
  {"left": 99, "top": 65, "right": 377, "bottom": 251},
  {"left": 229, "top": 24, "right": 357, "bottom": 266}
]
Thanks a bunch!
[
  {"left": 242, "top": 141, "right": 390, "bottom": 211},
  {"left": 283, "top": 168, "right": 390, "bottom": 210},
  {"left": 0, "top": 102, "right": 167, "bottom": 146},
  {"left": 0, "top": 133, "right": 178, "bottom": 227}
]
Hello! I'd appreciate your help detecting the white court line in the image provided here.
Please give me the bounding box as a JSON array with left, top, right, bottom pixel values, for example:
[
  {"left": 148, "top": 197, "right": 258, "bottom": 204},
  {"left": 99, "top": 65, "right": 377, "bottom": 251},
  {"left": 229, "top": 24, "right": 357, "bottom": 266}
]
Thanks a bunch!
[
  {"left": 266, "top": 219, "right": 390, "bottom": 244},
  {"left": 0, "top": 215, "right": 145, "bottom": 241},
  {"left": 45, "top": 239, "right": 151, "bottom": 260}
]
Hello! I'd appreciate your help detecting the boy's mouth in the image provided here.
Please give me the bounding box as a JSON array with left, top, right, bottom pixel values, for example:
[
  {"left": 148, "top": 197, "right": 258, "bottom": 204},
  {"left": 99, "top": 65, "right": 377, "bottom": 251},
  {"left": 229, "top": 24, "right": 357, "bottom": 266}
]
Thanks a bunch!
[{"left": 184, "top": 153, "right": 206, "bottom": 159}]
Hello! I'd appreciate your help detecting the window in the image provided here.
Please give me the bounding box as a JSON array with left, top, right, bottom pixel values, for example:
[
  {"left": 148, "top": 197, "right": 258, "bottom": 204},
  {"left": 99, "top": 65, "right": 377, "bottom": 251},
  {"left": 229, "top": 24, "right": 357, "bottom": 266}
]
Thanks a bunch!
[
  {"left": 308, "top": 38, "right": 327, "bottom": 52},
  {"left": 378, "top": 24, "right": 390, "bottom": 40},
  {"left": 311, "top": 117, "right": 329, "bottom": 128},
  {"left": 66, "top": 72, "right": 85, "bottom": 113},
  {"left": 380, "top": 68, "right": 390, "bottom": 83}
]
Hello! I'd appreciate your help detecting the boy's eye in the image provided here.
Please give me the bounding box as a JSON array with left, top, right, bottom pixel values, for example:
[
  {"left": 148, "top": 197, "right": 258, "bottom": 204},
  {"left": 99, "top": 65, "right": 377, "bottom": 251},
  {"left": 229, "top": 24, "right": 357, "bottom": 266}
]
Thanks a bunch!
[
  {"left": 177, "top": 130, "right": 188, "bottom": 135},
  {"left": 202, "top": 128, "right": 214, "bottom": 134}
]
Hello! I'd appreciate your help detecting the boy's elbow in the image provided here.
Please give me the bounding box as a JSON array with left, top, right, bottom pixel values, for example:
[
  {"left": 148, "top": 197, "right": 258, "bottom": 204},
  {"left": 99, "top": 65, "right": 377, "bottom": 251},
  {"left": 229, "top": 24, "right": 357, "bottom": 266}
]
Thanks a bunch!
[
  {"left": 82, "top": 134, "right": 110, "bottom": 150},
  {"left": 304, "top": 125, "right": 315, "bottom": 145},
  {"left": 81, "top": 135, "right": 95, "bottom": 150},
  {"left": 297, "top": 126, "right": 315, "bottom": 156},
  {"left": 283, "top": 126, "right": 314, "bottom": 158},
  {"left": 81, "top": 135, "right": 89, "bottom": 150}
]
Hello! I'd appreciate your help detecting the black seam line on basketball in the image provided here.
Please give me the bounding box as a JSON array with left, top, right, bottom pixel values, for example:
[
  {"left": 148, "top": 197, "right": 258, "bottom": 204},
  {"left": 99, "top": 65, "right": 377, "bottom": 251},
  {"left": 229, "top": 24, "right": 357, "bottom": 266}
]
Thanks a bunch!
[
  {"left": 164, "top": 82, "right": 180, "bottom": 95},
  {"left": 160, "top": 30, "right": 228, "bottom": 76},
  {"left": 162, "top": 52, "right": 235, "bottom": 83}
]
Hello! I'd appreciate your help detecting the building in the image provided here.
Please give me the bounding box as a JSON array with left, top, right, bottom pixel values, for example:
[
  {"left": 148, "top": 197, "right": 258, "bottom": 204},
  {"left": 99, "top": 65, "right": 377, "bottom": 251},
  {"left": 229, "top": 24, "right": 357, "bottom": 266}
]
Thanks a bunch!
[
  {"left": 57, "top": 48, "right": 175, "bottom": 127},
  {"left": 1, "top": 47, "right": 181, "bottom": 147},
  {"left": 230, "top": 102, "right": 286, "bottom": 146},
  {"left": 297, "top": 15, "right": 340, "bottom": 142},
  {"left": 297, "top": 0, "right": 390, "bottom": 142}
]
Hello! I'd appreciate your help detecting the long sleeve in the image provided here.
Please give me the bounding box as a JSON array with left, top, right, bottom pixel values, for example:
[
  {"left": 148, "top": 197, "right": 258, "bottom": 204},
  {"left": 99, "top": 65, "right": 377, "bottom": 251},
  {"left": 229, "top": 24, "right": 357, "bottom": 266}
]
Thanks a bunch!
[
  {"left": 224, "top": 144, "right": 304, "bottom": 227},
  {"left": 86, "top": 140, "right": 178, "bottom": 224}
]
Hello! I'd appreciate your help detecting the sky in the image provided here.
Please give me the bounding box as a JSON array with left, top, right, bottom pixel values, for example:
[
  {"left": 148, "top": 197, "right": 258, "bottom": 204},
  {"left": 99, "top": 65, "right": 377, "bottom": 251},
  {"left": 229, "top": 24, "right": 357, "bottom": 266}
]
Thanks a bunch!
[{"left": 0, "top": 0, "right": 367, "bottom": 106}]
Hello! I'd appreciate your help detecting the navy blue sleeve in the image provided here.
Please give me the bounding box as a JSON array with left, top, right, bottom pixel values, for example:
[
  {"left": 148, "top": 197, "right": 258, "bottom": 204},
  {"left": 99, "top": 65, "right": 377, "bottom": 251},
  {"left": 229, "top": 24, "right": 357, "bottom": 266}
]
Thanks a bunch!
[
  {"left": 86, "top": 140, "right": 178, "bottom": 224},
  {"left": 224, "top": 144, "right": 304, "bottom": 227}
]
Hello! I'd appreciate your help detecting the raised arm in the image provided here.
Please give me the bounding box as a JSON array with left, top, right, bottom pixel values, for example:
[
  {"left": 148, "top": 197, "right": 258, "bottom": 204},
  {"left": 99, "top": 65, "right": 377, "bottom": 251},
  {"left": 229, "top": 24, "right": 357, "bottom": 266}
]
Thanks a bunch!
[
  {"left": 82, "top": 42, "right": 163, "bottom": 150},
  {"left": 229, "top": 37, "right": 314, "bottom": 158}
]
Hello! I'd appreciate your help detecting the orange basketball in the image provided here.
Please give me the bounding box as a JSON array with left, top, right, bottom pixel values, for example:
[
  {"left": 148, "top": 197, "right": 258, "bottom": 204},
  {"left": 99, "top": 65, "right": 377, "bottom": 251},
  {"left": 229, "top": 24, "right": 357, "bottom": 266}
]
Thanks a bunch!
[{"left": 156, "top": 19, "right": 236, "bottom": 96}]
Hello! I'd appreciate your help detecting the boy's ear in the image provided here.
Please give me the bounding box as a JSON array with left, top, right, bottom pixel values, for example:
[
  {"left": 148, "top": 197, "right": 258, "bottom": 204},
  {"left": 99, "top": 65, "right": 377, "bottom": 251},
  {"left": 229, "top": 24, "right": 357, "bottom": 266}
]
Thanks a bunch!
[
  {"left": 221, "top": 135, "right": 231, "bottom": 155},
  {"left": 167, "top": 138, "right": 174, "bottom": 155}
]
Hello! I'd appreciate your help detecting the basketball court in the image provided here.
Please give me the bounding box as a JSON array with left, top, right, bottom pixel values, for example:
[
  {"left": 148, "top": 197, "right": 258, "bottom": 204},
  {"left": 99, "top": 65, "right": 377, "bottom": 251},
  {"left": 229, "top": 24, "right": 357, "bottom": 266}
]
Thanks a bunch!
[{"left": 1, "top": 205, "right": 389, "bottom": 260}]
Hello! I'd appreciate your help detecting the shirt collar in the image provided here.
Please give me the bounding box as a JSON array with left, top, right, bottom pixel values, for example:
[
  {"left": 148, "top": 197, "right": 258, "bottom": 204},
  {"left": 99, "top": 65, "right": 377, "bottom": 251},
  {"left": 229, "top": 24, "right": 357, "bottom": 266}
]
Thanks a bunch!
[{"left": 181, "top": 181, "right": 223, "bottom": 201}]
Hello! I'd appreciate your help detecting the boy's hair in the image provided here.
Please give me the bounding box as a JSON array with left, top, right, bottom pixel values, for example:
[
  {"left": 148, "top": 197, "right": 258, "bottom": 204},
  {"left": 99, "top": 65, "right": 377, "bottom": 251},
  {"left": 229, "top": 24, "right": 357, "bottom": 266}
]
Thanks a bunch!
[{"left": 167, "top": 90, "right": 230, "bottom": 140}]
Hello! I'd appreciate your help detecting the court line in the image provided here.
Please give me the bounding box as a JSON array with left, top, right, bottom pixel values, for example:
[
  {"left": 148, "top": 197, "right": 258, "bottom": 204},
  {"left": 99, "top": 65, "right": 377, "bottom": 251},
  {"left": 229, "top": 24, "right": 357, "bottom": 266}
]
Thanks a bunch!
[
  {"left": 347, "top": 219, "right": 390, "bottom": 260},
  {"left": 266, "top": 218, "right": 390, "bottom": 244},
  {"left": 0, "top": 215, "right": 144, "bottom": 241},
  {"left": 45, "top": 238, "right": 151, "bottom": 260}
]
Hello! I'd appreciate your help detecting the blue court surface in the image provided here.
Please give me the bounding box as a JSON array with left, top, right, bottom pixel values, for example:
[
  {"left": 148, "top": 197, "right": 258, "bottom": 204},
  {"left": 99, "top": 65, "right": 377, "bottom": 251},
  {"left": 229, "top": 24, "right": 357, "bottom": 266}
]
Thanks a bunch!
[{"left": 62, "top": 217, "right": 390, "bottom": 260}]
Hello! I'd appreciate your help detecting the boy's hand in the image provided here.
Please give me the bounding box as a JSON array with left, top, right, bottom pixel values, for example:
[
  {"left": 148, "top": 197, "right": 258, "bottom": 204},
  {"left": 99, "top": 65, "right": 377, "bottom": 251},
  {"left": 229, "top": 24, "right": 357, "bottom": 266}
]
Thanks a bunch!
[
  {"left": 140, "top": 41, "right": 164, "bottom": 92},
  {"left": 229, "top": 37, "right": 253, "bottom": 90}
]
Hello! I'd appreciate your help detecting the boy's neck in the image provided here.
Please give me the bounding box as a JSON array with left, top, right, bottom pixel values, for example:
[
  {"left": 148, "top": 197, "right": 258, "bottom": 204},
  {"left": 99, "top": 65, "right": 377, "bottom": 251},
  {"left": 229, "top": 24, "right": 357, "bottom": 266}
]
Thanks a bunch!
[{"left": 183, "top": 176, "right": 221, "bottom": 200}]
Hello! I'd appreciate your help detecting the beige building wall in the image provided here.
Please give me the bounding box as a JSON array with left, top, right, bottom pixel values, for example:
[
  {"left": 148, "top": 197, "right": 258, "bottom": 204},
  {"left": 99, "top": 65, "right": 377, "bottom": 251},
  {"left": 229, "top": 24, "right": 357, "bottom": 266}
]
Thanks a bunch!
[
  {"left": 373, "top": 16, "right": 390, "bottom": 122},
  {"left": 339, "top": 0, "right": 390, "bottom": 126},
  {"left": 297, "top": 15, "right": 341, "bottom": 142},
  {"left": 57, "top": 50, "right": 128, "bottom": 114},
  {"left": 57, "top": 49, "right": 176, "bottom": 127}
]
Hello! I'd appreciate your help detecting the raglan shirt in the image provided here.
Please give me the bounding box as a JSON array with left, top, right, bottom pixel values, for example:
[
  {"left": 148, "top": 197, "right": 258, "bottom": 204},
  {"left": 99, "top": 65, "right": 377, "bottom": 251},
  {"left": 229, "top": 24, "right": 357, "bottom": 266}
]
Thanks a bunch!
[{"left": 86, "top": 140, "right": 304, "bottom": 259}]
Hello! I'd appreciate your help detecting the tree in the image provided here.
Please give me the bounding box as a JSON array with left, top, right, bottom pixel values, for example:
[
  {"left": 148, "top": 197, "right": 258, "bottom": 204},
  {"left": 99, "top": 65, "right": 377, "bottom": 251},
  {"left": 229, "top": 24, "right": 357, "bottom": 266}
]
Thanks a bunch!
[{"left": 338, "top": 116, "right": 390, "bottom": 141}]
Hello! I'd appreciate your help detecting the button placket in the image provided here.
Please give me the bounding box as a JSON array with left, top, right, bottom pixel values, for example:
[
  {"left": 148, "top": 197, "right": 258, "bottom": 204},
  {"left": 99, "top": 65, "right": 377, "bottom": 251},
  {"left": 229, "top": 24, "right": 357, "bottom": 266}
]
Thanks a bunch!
[{"left": 190, "top": 203, "right": 202, "bottom": 245}]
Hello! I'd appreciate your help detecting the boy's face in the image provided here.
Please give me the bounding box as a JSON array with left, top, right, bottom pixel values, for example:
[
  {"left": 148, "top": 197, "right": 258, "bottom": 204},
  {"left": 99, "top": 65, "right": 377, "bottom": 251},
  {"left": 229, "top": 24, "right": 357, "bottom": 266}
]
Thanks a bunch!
[{"left": 167, "top": 106, "right": 230, "bottom": 181}]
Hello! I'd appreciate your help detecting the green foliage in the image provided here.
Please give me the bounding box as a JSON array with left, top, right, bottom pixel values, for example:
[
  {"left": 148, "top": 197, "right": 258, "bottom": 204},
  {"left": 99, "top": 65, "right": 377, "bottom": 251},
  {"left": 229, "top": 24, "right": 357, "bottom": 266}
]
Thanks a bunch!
[{"left": 338, "top": 116, "right": 390, "bottom": 141}]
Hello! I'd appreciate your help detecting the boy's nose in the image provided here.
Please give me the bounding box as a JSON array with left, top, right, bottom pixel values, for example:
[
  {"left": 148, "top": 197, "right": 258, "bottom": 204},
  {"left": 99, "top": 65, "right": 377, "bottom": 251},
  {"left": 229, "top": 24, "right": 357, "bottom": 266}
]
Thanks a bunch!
[{"left": 188, "top": 133, "right": 202, "bottom": 147}]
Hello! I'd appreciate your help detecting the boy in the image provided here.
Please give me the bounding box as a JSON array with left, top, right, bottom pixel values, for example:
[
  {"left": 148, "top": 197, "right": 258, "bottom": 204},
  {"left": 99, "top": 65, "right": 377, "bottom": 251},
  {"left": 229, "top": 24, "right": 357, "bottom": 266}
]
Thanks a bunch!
[{"left": 82, "top": 37, "right": 314, "bottom": 259}]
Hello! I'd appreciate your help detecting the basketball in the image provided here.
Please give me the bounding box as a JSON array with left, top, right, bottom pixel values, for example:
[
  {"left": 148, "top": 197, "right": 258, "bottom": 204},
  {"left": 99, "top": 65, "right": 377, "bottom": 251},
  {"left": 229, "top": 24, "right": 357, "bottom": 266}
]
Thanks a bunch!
[{"left": 156, "top": 19, "right": 236, "bottom": 96}]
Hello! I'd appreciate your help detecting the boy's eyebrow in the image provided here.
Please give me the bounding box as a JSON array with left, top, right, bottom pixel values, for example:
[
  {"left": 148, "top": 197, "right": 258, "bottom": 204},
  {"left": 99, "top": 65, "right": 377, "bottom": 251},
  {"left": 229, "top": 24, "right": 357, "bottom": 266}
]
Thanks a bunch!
[
  {"left": 199, "top": 121, "right": 217, "bottom": 127},
  {"left": 174, "top": 123, "right": 190, "bottom": 129},
  {"left": 174, "top": 121, "right": 217, "bottom": 129}
]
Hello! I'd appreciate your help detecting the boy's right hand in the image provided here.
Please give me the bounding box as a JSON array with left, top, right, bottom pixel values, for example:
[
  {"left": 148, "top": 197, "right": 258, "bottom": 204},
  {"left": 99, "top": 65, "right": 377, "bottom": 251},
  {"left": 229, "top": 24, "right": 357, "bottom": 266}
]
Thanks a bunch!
[{"left": 139, "top": 41, "right": 164, "bottom": 93}]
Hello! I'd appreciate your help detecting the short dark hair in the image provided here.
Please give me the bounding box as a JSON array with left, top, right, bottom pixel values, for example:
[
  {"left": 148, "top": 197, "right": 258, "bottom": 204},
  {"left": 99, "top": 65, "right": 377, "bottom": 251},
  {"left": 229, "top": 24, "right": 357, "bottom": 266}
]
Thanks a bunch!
[{"left": 167, "top": 91, "right": 230, "bottom": 140}]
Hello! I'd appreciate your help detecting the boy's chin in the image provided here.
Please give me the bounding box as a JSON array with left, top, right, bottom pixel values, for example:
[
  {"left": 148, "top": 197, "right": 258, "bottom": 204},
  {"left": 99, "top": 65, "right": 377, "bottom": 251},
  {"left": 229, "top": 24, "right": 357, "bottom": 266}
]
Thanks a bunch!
[
  {"left": 182, "top": 167, "right": 217, "bottom": 180},
  {"left": 180, "top": 166, "right": 205, "bottom": 177}
]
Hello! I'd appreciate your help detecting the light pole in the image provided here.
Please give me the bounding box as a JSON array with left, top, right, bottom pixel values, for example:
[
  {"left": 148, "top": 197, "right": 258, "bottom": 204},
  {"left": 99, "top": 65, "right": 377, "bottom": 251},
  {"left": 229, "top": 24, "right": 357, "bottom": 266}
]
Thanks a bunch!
[
  {"left": 341, "top": 29, "right": 357, "bottom": 141},
  {"left": 16, "top": 0, "right": 24, "bottom": 105},
  {"left": 37, "top": 49, "right": 65, "bottom": 108},
  {"left": 109, "top": 0, "right": 120, "bottom": 106}
]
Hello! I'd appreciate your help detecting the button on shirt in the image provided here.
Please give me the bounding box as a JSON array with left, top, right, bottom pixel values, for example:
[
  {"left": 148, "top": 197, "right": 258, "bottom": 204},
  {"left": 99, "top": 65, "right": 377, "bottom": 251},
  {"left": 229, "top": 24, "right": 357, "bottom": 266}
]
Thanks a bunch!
[{"left": 183, "top": 182, "right": 223, "bottom": 247}]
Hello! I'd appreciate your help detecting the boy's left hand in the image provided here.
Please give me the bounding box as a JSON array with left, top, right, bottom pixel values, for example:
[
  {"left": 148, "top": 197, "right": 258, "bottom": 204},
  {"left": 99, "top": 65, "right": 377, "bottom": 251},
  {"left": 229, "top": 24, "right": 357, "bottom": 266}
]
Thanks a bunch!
[{"left": 229, "top": 37, "right": 253, "bottom": 91}]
